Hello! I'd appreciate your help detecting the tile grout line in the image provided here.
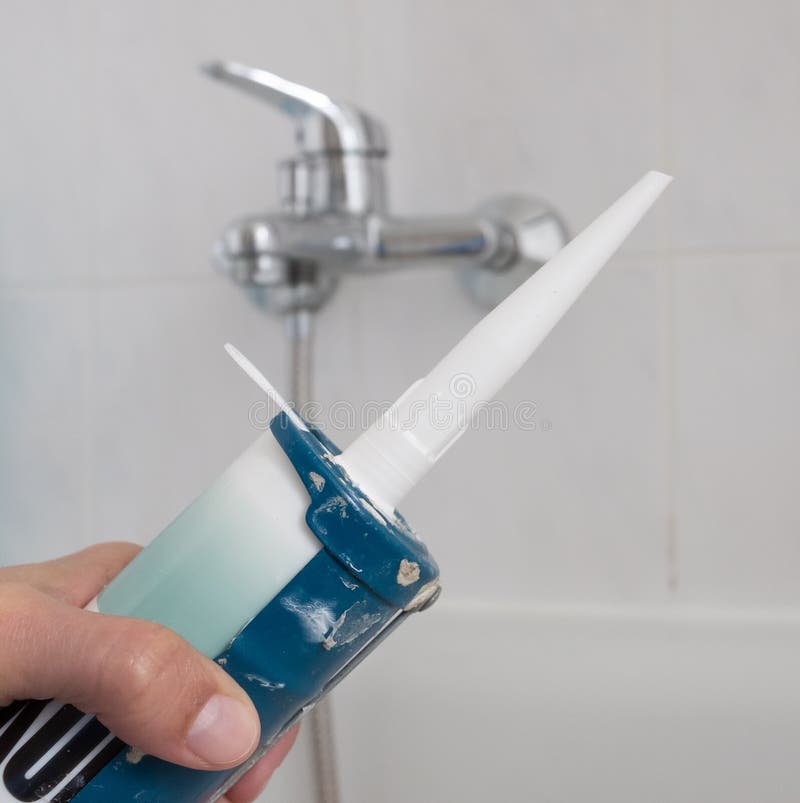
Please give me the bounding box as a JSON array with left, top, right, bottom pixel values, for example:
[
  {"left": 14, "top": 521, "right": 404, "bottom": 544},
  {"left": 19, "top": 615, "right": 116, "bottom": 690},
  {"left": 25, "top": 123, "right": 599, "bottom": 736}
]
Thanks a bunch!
[
  {"left": 84, "top": 0, "right": 102, "bottom": 545},
  {"left": 435, "top": 596, "right": 800, "bottom": 625},
  {"left": 2, "top": 247, "right": 799, "bottom": 294},
  {"left": 661, "top": 0, "right": 679, "bottom": 596},
  {"left": 0, "top": 274, "right": 223, "bottom": 292},
  {"left": 346, "top": 0, "right": 367, "bottom": 404},
  {"left": 84, "top": 288, "right": 97, "bottom": 544}
]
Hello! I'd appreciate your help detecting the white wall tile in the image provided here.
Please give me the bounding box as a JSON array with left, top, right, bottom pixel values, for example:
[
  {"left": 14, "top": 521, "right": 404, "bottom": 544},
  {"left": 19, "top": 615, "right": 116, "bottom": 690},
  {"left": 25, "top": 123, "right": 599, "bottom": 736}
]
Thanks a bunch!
[
  {"left": 314, "top": 268, "right": 481, "bottom": 443},
  {"left": 673, "top": 252, "right": 800, "bottom": 603},
  {"left": 354, "top": 0, "right": 668, "bottom": 252},
  {"left": 255, "top": 723, "right": 317, "bottom": 803},
  {"left": 0, "top": 0, "right": 361, "bottom": 286},
  {"left": 0, "top": 288, "right": 91, "bottom": 563},
  {"left": 335, "top": 604, "right": 800, "bottom": 803},
  {"left": 88, "top": 281, "right": 287, "bottom": 544},
  {"left": 90, "top": 0, "right": 360, "bottom": 281},
  {"left": 669, "top": 0, "right": 800, "bottom": 251},
  {"left": 398, "top": 254, "right": 671, "bottom": 605},
  {"left": 0, "top": 2, "right": 97, "bottom": 284}
]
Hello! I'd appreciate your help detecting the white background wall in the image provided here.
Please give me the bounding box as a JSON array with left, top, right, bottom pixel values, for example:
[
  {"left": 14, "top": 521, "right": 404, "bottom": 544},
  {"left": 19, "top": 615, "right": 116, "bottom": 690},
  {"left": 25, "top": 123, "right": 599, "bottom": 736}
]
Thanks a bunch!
[{"left": 1, "top": 1, "right": 799, "bottom": 801}]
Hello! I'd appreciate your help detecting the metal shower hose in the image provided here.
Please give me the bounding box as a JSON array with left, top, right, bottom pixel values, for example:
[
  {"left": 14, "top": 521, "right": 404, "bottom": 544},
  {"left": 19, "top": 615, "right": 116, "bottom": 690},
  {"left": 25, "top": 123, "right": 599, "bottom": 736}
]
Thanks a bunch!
[{"left": 286, "top": 308, "right": 341, "bottom": 803}]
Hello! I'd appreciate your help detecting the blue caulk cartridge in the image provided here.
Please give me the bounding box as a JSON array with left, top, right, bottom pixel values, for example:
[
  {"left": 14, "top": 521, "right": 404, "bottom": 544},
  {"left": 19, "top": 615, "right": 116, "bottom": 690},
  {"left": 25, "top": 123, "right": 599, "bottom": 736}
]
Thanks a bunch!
[{"left": 0, "top": 171, "right": 671, "bottom": 802}]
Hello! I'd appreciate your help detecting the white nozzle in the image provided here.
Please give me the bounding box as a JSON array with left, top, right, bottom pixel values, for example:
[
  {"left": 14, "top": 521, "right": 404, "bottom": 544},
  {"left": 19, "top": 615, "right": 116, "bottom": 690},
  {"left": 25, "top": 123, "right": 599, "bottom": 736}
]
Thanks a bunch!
[{"left": 336, "top": 170, "right": 673, "bottom": 514}]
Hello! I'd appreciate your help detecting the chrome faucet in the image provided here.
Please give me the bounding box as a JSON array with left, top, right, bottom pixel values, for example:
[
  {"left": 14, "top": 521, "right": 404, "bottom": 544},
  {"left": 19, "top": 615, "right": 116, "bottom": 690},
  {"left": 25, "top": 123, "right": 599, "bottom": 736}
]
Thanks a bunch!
[{"left": 205, "top": 61, "right": 567, "bottom": 311}]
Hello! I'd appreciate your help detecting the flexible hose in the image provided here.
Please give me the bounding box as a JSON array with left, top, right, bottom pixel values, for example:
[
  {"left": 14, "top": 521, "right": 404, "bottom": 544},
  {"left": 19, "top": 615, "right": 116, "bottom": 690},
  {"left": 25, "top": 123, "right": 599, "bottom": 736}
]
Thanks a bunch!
[{"left": 285, "top": 308, "right": 342, "bottom": 803}]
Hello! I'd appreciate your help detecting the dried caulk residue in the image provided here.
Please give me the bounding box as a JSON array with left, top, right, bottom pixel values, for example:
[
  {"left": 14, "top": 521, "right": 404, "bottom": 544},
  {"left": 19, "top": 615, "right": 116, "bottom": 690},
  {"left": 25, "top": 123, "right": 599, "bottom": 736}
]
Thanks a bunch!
[
  {"left": 322, "top": 611, "right": 347, "bottom": 651},
  {"left": 318, "top": 496, "right": 348, "bottom": 519},
  {"left": 243, "top": 672, "right": 286, "bottom": 691},
  {"left": 281, "top": 596, "right": 337, "bottom": 641},
  {"left": 125, "top": 748, "right": 145, "bottom": 765},
  {"left": 322, "top": 602, "right": 384, "bottom": 650},
  {"left": 396, "top": 558, "right": 420, "bottom": 586},
  {"left": 309, "top": 471, "right": 326, "bottom": 491},
  {"left": 341, "top": 555, "right": 363, "bottom": 574}
]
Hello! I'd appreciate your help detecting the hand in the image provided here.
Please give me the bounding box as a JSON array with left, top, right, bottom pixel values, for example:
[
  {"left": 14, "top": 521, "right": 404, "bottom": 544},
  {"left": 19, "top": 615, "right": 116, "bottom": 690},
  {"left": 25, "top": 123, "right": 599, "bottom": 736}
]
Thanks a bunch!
[{"left": 0, "top": 542, "right": 298, "bottom": 802}]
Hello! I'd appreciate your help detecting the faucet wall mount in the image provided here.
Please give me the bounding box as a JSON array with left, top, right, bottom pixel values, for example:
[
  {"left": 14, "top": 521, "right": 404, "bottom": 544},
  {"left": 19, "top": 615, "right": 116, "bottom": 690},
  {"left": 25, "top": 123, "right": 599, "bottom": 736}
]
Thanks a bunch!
[{"left": 206, "top": 61, "right": 568, "bottom": 312}]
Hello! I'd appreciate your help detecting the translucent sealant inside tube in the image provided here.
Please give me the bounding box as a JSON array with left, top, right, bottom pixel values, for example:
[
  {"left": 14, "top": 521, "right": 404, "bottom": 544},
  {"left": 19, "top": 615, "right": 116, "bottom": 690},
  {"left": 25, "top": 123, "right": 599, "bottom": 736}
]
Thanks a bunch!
[{"left": 335, "top": 170, "right": 673, "bottom": 515}]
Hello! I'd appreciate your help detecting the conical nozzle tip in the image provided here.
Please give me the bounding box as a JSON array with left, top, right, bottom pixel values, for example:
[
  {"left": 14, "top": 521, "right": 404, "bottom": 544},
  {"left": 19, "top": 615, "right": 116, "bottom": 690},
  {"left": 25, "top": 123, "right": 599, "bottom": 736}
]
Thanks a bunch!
[
  {"left": 337, "top": 170, "right": 673, "bottom": 515},
  {"left": 640, "top": 170, "right": 674, "bottom": 199}
]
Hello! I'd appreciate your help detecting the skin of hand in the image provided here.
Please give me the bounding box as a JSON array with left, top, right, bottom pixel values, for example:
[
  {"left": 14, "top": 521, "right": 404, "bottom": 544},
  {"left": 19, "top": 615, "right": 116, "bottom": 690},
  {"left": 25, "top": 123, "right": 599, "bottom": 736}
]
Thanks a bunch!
[{"left": 0, "top": 542, "right": 298, "bottom": 803}]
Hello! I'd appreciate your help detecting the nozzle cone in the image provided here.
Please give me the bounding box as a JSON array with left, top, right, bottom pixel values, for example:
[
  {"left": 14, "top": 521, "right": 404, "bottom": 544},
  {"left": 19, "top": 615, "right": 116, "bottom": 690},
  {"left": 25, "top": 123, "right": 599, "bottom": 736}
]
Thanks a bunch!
[{"left": 338, "top": 170, "right": 673, "bottom": 514}]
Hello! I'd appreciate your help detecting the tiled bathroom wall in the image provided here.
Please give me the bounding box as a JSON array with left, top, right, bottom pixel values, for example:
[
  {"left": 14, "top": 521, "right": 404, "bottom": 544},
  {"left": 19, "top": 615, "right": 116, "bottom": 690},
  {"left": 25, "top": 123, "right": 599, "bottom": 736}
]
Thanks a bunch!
[{"left": 2, "top": 1, "right": 799, "bottom": 801}]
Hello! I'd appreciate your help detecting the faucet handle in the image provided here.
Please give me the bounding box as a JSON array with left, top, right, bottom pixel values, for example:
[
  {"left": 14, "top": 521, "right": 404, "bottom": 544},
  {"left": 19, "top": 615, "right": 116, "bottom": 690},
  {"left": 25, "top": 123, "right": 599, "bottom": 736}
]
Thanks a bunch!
[{"left": 203, "top": 61, "right": 388, "bottom": 157}]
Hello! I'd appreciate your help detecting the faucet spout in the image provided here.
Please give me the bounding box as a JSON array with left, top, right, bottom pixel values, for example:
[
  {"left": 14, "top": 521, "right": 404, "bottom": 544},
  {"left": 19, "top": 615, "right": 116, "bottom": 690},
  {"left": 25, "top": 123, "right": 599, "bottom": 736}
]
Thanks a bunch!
[{"left": 368, "top": 215, "right": 509, "bottom": 267}]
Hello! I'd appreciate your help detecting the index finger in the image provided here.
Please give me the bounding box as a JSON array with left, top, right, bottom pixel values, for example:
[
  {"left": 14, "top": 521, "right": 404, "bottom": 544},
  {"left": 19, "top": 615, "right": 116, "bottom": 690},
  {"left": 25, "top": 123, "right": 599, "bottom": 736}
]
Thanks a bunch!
[{"left": 0, "top": 542, "right": 142, "bottom": 607}]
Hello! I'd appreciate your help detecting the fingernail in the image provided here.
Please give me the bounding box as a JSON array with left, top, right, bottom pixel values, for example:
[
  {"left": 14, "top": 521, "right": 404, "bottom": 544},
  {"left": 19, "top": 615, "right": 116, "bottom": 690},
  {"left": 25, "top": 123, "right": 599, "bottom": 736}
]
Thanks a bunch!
[{"left": 186, "top": 695, "right": 259, "bottom": 766}]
